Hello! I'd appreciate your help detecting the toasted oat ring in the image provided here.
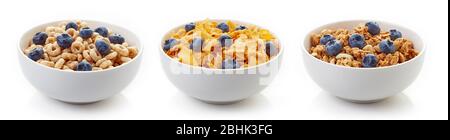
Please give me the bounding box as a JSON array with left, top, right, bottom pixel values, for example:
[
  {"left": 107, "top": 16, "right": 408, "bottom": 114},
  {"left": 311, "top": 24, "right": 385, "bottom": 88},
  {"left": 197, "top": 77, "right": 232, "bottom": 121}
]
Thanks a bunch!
[
  {"left": 70, "top": 41, "right": 85, "bottom": 54},
  {"left": 66, "top": 28, "right": 78, "bottom": 38},
  {"left": 95, "top": 58, "right": 107, "bottom": 67},
  {"left": 99, "top": 60, "right": 113, "bottom": 69},
  {"left": 127, "top": 47, "right": 138, "bottom": 58},
  {"left": 120, "top": 57, "right": 132, "bottom": 63},
  {"left": 112, "top": 44, "right": 129, "bottom": 57},
  {"left": 49, "top": 55, "right": 62, "bottom": 63},
  {"left": 45, "top": 37, "right": 56, "bottom": 44},
  {"left": 86, "top": 43, "right": 95, "bottom": 50},
  {"left": 89, "top": 49, "right": 102, "bottom": 62},
  {"left": 65, "top": 61, "right": 79, "bottom": 70},
  {"left": 45, "top": 27, "right": 56, "bottom": 33},
  {"left": 61, "top": 52, "right": 78, "bottom": 61},
  {"left": 63, "top": 66, "right": 72, "bottom": 70},
  {"left": 105, "top": 52, "right": 118, "bottom": 60},
  {"left": 62, "top": 48, "right": 71, "bottom": 53},
  {"left": 75, "top": 37, "right": 83, "bottom": 42},
  {"left": 44, "top": 43, "right": 62, "bottom": 57},
  {"left": 92, "top": 67, "right": 102, "bottom": 71},
  {"left": 55, "top": 58, "right": 66, "bottom": 69},
  {"left": 82, "top": 50, "right": 93, "bottom": 62},
  {"left": 38, "top": 60, "right": 55, "bottom": 67},
  {"left": 77, "top": 54, "right": 83, "bottom": 62},
  {"left": 43, "top": 53, "right": 50, "bottom": 61}
]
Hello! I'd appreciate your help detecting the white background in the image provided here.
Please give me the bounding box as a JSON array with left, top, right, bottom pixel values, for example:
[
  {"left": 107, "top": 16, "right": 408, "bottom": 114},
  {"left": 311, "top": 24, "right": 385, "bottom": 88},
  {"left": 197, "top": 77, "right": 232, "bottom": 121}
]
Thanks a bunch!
[{"left": 0, "top": 0, "right": 447, "bottom": 120}]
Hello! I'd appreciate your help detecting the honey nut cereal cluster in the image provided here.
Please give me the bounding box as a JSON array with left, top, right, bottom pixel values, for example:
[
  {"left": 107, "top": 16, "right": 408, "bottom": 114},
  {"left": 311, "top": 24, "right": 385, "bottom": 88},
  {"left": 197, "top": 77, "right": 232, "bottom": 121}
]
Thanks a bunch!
[
  {"left": 24, "top": 20, "right": 138, "bottom": 71},
  {"left": 310, "top": 21, "right": 419, "bottom": 68},
  {"left": 163, "top": 19, "right": 280, "bottom": 69}
]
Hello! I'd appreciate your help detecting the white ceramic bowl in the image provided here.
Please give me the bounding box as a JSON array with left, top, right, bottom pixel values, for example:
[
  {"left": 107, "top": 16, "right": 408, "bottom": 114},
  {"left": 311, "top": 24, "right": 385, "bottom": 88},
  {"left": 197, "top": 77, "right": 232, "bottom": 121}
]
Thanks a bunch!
[
  {"left": 302, "top": 20, "right": 426, "bottom": 103},
  {"left": 160, "top": 20, "right": 283, "bottom": 104},
  {"left": 18, "top": 20, "right": 143, "bottom": 104}
]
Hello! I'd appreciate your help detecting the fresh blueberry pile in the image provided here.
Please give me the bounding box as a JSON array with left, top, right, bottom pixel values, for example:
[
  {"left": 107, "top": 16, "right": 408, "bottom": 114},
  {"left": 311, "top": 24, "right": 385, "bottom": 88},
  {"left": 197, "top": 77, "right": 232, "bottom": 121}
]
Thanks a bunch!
[
  {"left": 25, "top": 21, "right": 138, "bottom": 72},
  {"left": 56, "top": 33, "right": 73, "bottom": 49},
  {"left": 319, "top": 34, "right": 335, "bottom": 45},
  {"left": 27, "top": 47, "right": 44, "bottom": 61},
  {"left": 94, "top": 27, "right": 109, "bottom": 37},
  {"left": 76, "top": 60, "right": 93, "bottom": 71},
  {"left": 366, "top": 21, "right": 381, "bottom": 36},
  {"left": 163, "top": 38, "right": 177, "bottom": 52},
  {"left": 95, "top": 40, "right": 111, "bottom": 56},
  {"left": 349, "top": 34, "right": 366, "bottom": 49},
  {"left": 310, "top": 21, "right": 417, "bottom": 68},
  {"left": 217, "top": 23, "right": 230, "bottom": 33},
  {"left": 32, "top": 32, "right": 48, "bottom": 45},
  {"left": 185, "top": 22, "right": 196, "bottom": 32},
  {"left": 379, "top": 39, "right": 396, "bottom": 54},
  {"left": 362, "top": 54, "right": 378, "bottom": 68},
  {"left": 79, "top": 27, "right": 93, "bottom": 39}
]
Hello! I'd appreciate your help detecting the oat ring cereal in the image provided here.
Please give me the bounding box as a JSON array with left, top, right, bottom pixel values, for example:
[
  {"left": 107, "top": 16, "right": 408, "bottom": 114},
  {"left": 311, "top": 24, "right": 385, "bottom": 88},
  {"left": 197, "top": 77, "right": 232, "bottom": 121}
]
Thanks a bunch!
[
  {"left": 44, "top": 43, "right": 61, "bottom": 57},
  {"left": 309, "top": 21, "right": 419, "bottom": 68},
  {"left": 163, "top": 19, "right": 281, "bottom": 69},
  {"left": 24, "top": 20, "right": 139, "bottom": 71}
]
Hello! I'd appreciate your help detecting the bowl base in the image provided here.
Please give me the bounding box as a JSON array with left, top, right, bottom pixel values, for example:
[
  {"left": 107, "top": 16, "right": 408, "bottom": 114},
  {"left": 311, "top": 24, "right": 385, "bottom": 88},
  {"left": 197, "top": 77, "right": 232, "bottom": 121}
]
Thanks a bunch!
[
  {"left": 60, "top": 101, "right": 102, "bottom": 105},
  {"left": 336, "top": 96, "right": 389, "bottom": 104},
  {"left": 195, "top": 98, "right": 245, "bottom": 105},
  {"left": 58, "top": 100, "right": 103, "bottom": 105},
  {"left": 52, "top": 98, "right": 104, "bottom": 105}
]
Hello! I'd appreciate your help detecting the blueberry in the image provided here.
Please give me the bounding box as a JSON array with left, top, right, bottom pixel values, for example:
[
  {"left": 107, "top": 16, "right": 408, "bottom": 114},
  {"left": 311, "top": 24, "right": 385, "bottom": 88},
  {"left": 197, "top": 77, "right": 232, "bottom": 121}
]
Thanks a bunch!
[
  {"left": 320, "top": 34, "right": 335, "bottom": 45},
  {"left": 222, "top": 59, "right": 240, "bottom": 69},
  {"left": 56, "top": 34, "right": 73, "bottom": 49},
  {"left": 218, "top": 34, "right": 233, "bottom": 48},
  {"left": 366, "top": 21, "right": 381, "bottom": 36},
  {"left": 109, "top": 34, "right": 125, "bottom": 44},
  {"left": 325, "top": 40, "right": 342, "bottom": 56},
  {"left": 265, "top": 41, "right": 279, "bottom": 57},
  {"left": 185, "top": 22, "right": 196, "bottom": 32},
  {"left": 389, "top": 29, "right": 403, "bottom": 41},
  {"left": 95, "top": 40, "right": 111, "bottom": 56},
  {"left": 76, "top": 61, "right": 93, "bottom": 71},
  {"left": 190, "top": 38, "right": 203, "bottom": 52},
  {"left": 95, "top": 27, "right": 109, "bottom": 37},
  {"left": 32, "top": 32, "right": 48, "bottom": 45},
  {"left": 362, "top": 54, "right": 378, "bottom": 68},
  {"left": 27, "top": 47, "right": 44, "bottom": 61},
  {"left": 379, "top": 39, "right": 396, "bottom": 54},
  {"left": 349, "top": 34, "right": 366, "bottom": 49},
  {"left": 79, "top": 28, "right": 93, "bottom": 39},
  {"left": 65, "top": 22, "right": 78, "bottom": 31},
  {"left": 217, "top": 23, "right": 229, "bottom": 32},
  {"left": 235, "top": 25, "right": 247, "bottom": 31},
  {"left": 163, "top": 38, "right": 178, "bottom": 52}
]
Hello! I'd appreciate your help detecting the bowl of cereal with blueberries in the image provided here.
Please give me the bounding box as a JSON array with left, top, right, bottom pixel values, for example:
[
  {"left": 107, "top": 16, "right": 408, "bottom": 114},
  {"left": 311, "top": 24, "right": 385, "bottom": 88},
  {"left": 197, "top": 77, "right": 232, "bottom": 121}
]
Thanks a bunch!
[
  {"left": 303, "top": 20, "right": 425, "bottom": 103},
  {"left": 18, "top": 20, "right": 142, "bottom": 104},
  {"left": 160, "top": 19, "right": 283, "bottom": 104}
]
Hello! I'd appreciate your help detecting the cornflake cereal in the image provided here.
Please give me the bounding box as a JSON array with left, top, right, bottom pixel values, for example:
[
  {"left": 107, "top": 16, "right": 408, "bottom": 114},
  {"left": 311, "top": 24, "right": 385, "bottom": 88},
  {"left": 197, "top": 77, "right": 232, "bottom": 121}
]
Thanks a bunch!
[
  {"left": 309, "top": 21, "right": 419, "bottom": 68},
  {"left": 24, "top": 20, "right": 138, "bottom": 71},
  {"left": 163, "top": 19, "right": 281, "bottom": 69}
]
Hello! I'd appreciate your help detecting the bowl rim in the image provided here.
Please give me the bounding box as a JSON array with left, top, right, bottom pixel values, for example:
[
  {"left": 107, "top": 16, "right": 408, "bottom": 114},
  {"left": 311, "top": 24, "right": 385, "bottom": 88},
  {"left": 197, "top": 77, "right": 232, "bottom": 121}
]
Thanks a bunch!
[
  {"left": 302, "top": 19, "right": 426, "bottom": 71},
  {"left": 18, "top": 19, "right": 143, "bottom": 74},
  {"left": 159, "top": 19, "right": 284, "bottom": 72}
]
